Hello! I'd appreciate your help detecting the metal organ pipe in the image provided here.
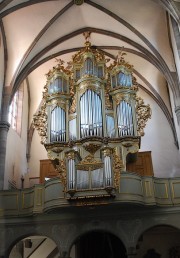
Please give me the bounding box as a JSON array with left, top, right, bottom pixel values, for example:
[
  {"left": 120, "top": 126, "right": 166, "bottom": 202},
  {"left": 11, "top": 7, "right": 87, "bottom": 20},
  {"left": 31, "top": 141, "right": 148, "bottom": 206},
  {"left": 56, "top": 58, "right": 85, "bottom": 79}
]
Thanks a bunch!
[
  {"left": 80, "top": 90, "right": 103, "bottom": 138},
  {"left": 117, "top": 101, "right": 134, "bottom": 137},
  {"left": 50, "top": 107, "right": 66, "bottom": 142},
  {"left": 104, "top": 156, "right": 112, "bottom": 186},
  {"left": 68, "top": 159, "right": 75, "bottom": 189}
]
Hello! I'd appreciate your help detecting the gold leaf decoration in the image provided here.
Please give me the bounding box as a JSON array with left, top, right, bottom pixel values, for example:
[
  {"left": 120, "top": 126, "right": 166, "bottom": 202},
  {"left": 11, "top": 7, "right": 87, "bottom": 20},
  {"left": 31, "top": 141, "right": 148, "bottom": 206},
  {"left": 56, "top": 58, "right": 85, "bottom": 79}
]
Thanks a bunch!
[
  {"left": 136, "top": 96, "right": 151, "bottom": 136},
  {"left": 33, "top": 99, "right": 48, "bottom": 144},
  {"left": 113, "top": 153, "right": 124, "bottom": 189},
  {"left": 56, "top": 159, "right": 67, "bottom": 189}
]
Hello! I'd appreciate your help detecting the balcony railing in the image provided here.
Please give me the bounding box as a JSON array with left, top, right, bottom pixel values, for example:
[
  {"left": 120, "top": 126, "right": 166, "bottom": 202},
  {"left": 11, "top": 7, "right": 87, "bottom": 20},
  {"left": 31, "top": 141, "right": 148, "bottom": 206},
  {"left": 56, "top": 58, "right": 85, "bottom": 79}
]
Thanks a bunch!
[{"left": 1, "top": 172, "right": 180, "bottom": 217}]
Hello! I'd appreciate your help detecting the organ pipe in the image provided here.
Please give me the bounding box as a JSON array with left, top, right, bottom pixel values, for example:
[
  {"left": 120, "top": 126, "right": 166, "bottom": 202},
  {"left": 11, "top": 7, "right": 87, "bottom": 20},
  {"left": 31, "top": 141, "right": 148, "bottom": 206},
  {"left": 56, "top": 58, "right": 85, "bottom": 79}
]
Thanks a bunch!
[
  {"left": 50, "top": 106, "right": 66, "bottom": 142},
  {"left": 117, "top": 101, "right": 134, "bottom": 137},
  {"left": 80, "top": 90, "right": 103, "bottom": 138}
]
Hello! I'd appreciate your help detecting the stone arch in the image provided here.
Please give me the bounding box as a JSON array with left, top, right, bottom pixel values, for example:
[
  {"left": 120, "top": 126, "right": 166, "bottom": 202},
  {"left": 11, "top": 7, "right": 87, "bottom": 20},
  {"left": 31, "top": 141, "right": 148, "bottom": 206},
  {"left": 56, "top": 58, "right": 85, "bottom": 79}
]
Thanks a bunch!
[
  {"left": 135, "top": 224, "right": 180, "bottom": 258},
  {"left": 66, "top": 219, "right": 130, "bottom": 255},
  {"left": 7, "top": 233, "right": 59, "bottom": 258},
  {"left": 69, "top": 229, "right": 127, "bottom": 258}
]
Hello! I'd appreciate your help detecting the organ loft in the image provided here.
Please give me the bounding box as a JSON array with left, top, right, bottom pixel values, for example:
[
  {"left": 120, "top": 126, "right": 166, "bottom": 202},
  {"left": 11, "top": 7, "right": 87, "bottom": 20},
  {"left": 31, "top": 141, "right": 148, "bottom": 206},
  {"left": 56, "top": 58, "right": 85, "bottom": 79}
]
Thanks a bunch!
[{"left": 33, "top": 34, "right": 151, "bottom": 200}]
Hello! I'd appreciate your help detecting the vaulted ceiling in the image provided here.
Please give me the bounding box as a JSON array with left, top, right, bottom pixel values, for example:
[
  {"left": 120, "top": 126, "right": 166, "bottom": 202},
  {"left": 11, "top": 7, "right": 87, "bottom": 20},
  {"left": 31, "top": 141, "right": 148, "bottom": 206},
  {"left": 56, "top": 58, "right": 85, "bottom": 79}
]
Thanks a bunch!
[{"left": 0, "top": 0, "right": 180, "bottom": 137}]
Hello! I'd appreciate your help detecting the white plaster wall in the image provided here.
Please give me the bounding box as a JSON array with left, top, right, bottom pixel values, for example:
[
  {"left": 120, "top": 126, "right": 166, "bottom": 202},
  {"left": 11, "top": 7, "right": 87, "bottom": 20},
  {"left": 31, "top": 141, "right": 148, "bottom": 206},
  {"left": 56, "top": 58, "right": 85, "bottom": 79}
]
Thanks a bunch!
[
  {"left": 4, "top": 81, "right": 28, "bottom": 189},
  {"left": 140, "top": 88, "right": 180, "bottom": 177},
  {"left": 168, "top": 16, "right": 180, "bottom": 147},
  {"left": 169, "top": 16, "right": 180, "bottom": 82}
]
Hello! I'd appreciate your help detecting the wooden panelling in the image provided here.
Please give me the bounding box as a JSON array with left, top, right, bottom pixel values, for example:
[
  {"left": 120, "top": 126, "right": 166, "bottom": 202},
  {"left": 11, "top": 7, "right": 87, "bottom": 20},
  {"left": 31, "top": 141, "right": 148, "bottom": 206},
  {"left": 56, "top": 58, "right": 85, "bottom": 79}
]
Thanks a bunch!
[
  {"left": 40, "top": 160, "right": 58, "bottom": 183},
  {"left": 40, "top": 151, "right": 153, "bottom": 183},
  {"left": 126, "top": 151, "right": 154, "bottom": 176}
]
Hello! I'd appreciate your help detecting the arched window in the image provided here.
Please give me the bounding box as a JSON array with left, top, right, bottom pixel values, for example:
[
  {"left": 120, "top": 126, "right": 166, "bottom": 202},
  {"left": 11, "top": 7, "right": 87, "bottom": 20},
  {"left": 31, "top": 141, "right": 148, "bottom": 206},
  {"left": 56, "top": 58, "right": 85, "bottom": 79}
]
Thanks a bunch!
[
  {"left": 80, "top": 90, "right": 103, "bottom": 137},
  {"left": 8, "top": 84, "right": 24, "bottom": 135},
  {"left": 50, "top": 106, "right": 66, "bottom": 142},
  {"left": 117, "top": 101, "right": 134, "bottom": 136}
]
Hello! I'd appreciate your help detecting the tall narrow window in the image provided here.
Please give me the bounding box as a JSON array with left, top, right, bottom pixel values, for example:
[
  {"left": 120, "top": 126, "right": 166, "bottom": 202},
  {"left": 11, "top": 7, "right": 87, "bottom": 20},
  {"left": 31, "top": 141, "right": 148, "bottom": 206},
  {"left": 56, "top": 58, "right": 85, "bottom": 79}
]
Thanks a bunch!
[{"left": 8, "top": 85, "right": 23, "bottom": 135}]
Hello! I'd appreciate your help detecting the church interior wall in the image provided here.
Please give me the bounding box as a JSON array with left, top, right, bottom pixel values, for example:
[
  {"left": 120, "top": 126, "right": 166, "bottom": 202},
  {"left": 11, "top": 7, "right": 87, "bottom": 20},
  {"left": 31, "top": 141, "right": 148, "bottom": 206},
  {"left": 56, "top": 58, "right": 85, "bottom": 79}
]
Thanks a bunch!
[
  {"left": 139, "top": 88, "right": 180, "bottom": 177},
  {"left": 0, "top": 28, "right": 4, "bottom": 113},
  {"left": 4, "top": 81, "right": 28, "bottom": 189}
]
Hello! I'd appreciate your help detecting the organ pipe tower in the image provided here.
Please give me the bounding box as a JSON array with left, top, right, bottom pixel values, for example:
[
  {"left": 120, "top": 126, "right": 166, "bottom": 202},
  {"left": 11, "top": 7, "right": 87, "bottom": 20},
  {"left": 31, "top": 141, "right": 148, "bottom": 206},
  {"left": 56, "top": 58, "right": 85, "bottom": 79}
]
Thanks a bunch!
[{"left": 33, "top": 35, "right": 151, "bottom": 200}]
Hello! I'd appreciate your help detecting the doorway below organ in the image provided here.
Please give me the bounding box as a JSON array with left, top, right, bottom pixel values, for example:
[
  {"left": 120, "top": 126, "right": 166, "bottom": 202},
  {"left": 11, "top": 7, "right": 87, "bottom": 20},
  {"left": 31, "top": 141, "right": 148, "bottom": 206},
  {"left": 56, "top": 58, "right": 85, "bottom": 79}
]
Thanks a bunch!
[{"left": 70, "top": 231, "right": 127, "bottom": 258}]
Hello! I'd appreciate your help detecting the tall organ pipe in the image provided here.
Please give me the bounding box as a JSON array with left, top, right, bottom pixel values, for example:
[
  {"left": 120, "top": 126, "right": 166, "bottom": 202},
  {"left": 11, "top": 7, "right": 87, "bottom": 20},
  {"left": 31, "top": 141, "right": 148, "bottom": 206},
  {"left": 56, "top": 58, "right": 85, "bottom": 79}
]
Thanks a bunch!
[
  {"left": 117, "top": 101, "right": 134, "bottom": 137},
  {"left": 80, "top": 90, "right": 103, "bottom": 138},
  {"left": 50, "top": 107, "right": 66, "bottom": 142}
]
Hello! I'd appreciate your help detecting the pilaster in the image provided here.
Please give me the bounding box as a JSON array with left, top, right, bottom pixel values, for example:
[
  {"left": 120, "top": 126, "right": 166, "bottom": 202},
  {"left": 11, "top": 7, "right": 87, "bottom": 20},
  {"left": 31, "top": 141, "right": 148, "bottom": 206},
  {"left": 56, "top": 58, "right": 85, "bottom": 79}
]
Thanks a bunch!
[{"left": 0, "top": 121, "right": 10, "bottom": 189}]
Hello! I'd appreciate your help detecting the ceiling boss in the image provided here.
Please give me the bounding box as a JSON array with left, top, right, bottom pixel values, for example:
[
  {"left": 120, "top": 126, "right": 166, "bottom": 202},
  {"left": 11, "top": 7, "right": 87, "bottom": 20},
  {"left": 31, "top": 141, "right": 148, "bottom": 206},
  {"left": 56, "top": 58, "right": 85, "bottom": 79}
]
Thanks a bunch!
[{"left": 33, "top": 33, "right": 151, "bottom": 200}]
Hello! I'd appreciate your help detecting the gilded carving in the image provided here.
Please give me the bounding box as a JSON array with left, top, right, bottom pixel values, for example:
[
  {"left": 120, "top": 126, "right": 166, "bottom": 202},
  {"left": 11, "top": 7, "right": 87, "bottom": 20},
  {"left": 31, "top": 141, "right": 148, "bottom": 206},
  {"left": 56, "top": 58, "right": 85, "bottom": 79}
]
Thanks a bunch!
[
  {"left": 69, "top": 95, "right": 76, "bottom": 114},
  {"left": 108, "top": 49, "right": 133, "bottom": 72},
  {"left": 101, "top": 147, "right": 112, "bottom": 157},
  {"left": 66, "top": 151, "right": 75, "bottom": 160},
  {"left": 83, "top": 143, "right": 101, "bottom": 155},
  {"left": 56, "top": 159, "right": 67, "bottom": 188},
  {"left": 105, "top": 80, "right": 113, "bottom": 109},
  {"left": 136, "top": 96, "right": 151, "bottom": 136},
  {"left": 33, "top": 99, "right": 48, "bottom": 144},
  {"left": 113, "top": 151, "right": 124, "bottom": 189},
  {"left": 72, "top": 39, "right": 105, "bottom": 64},
  {"left": 79, "top": 80, "right": 101, "bottom": 96},
  {"left": 76, "top": 154, "right": 103, "bottom": 171}
]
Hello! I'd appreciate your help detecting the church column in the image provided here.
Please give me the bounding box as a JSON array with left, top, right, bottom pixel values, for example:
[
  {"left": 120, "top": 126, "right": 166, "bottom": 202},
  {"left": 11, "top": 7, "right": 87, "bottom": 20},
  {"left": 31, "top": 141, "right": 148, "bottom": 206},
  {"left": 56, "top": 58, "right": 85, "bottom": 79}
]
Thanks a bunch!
[
  {"left": 126, "top": 247, "right": 137, "bottom": 258},
  {"left": 0, "top": 87, "right": 10, "bottom": 189},
  {"left": 0, "top": 121, "right": 10, "bottom": 189}
]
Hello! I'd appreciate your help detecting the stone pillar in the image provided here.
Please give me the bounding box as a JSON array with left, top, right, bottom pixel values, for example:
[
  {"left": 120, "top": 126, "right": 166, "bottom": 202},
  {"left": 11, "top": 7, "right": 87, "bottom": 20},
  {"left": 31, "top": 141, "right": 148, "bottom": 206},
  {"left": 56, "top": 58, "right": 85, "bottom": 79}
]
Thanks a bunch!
[
  {"left": 0, "top": 121, "right": 10, "bottom": 189},
  {"left": 127, "top": 247, "right": 137, "bottom": 258},
  {"left": 0, "top": 87, "right": 11, "bottom": 189}
]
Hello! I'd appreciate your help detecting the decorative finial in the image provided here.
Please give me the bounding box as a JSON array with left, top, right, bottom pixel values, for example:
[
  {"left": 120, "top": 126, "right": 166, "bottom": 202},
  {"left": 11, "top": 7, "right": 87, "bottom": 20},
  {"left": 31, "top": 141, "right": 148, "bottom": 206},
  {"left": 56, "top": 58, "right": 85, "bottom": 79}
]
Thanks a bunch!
[
  {"left": 55, "top": 58, "right": 64, "bottom": 66},
  {"left": 116, "top": 47, "right": 126, "bottom": 63},
  {"left": 83, "top": 31, "right": 91, "bottom": 43}
]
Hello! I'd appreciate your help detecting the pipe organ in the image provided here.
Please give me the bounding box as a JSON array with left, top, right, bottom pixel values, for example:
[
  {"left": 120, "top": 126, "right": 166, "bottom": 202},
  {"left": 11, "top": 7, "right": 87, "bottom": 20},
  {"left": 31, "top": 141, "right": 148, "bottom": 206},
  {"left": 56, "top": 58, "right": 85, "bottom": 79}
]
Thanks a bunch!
[{"left": 33, "top": 35, "right": 151, "bottom": 200}]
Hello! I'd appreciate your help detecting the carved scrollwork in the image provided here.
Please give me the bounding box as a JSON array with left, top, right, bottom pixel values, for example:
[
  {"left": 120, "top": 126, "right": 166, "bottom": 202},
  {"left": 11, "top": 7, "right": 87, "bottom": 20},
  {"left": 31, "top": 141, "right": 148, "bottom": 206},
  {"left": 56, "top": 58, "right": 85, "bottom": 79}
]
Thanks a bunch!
[
  {"left": 69, "top": 95, "right": 76, "bottom": 114},
  {"left": 105, "top": 81, "right": 113, "bottom": 110},
  {"left": 56, "top": 159, "right": 67, "bottom": 188},
  {"left": 72, "top": 40, "right": 105, "bottom": 64},
  {"left": 136, "top": 96, "right": 151, "bottom": 136},
  {"left": 33, "top": 99, "right": 48, "bottom": 144},
  {"left": 76, "top": 154, "right": 103, "bottom": 171},
  {"left": 113, "top": 152, "right": 124, "bottom": 189},
  {"left": 83, "top": 142, "right": 101, "bottom": 155}
]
